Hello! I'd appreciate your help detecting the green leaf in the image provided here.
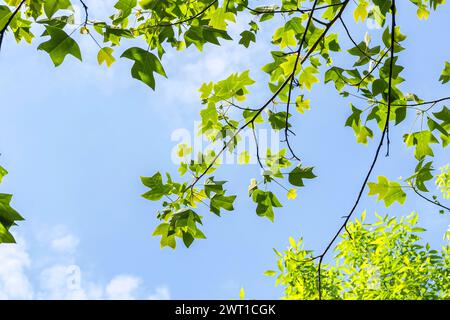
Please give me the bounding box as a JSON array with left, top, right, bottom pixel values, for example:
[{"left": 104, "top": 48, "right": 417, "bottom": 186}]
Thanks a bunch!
[
  {"left": 238, "top": 151, "right": 250, "bottom": 164},
  {"left": 141, "top": 172, "right": 171, "bottom": 200},
  {"left": 372, "top": 78, "right": 387, "bottom": 96},
  {"left": 252, "top": 190, "right": 282, "bottom": 222},
  {"left": 404, "top": 131, "right": 439, "bottom": 160},
  {"left": 0, "top": 191, "right": 24, "bottom": 244},
  {"left": 299, "top": 66, "right": 319, "bottom": 91},
  {"left": 114, "top": 0, "right": 137, "bottom": 22},
  {"left": 0, "top": 166, "right": 7, "bottom": 184},
  {"left": 439, "top": 61, "right": 450, "bottom": 84},
  {"left": 239, "top": 30, "right": 256, "bottom": 48},
  {"left": 182, "top": 231, "right": 195, "bottom": 248},
  {"left": 264, "top": 270, "right": 277, "bottom": 276},
  {"left": 352, "top": 123, "right": 373, "bottom": 144},
  {"left": 210, "top": 194, "right": 236, "bottom": 215},
  {"left": 121, "top": 47, "right": 166, "bottom": 89},
  {"left": 44, "top": 0, "right": 72, "bottom": 19},
  {"left": 37, "top": 26, "right": 82, "bottom": 67},
  {"left": 208, "top": 7, "right": 235, "bottom": 30},
  {"left": 152, "top": 223, "right": 169, "bottom": 236},
  {"left": 268, "top": 111, "right": 290, "bottom": 130},
  {"left": 0, "top": 223, "right": 15, "bottom": 244},
  {"left": 273, "top": 28, "right": 296, "bottom": 49},
  {"left": 295, "top": 95, "right": 310, "bottom": 114},
  {"left": 288, "top": 165, "right": 317, "bottom": 187},
  {"left": 406, "top": 160, "right": 433, "bottom": 192},
  {"left": 0, "top": 6, "right": 12, "bottom": 31},
  {"left": 368, "top": 176, "right": 407, "bottom": 207},
  {"left": 204, "top": 177, "right": 226, "bottom": 198}
]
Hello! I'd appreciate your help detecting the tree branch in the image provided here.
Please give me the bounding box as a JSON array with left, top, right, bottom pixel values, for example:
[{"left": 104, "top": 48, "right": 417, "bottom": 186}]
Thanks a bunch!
[
  {"left": 339, "top": 16, "right": 379, "bottom": 63},
  {"left": 315, "top": 0, "right": 396, "bottom": 300},
  {"left": 182, "top": 0, "right": 351, "bottom": 194},
  {"left": 79, "top": 0, "right": 89, "bottom": 26},
  {"left": 245, "top": 2, "right": 345, "bottom": 15},
  {"left": 140, "top": 0, "right": 218, "bottom": 29},
  {"left": 284, "top": 0, "right": 321, "bottom": 162},
  {"left": 411, "top": 185, "right": 450, "bottom": 212},
  {"left": 0, "top": 0, "right": 26, "bottom": 52}
]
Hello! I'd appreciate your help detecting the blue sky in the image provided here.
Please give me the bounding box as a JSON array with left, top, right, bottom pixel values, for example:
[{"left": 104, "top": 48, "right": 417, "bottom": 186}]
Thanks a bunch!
[{"left": 0, "top": 1, "right": 449, "bottom": 299}]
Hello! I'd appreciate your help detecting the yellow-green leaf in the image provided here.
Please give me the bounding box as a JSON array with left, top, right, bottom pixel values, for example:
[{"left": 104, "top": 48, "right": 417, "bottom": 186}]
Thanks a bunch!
[
  {"left": 238, "top": 151, "right": 250, "bottom": 164},
  {"left": 417, "top": 6, "right": 429, "bottom": 20},
  {"left": 239, "top": 287, "right": 245, "bottom": 300},
  {"left": 287, "top": 188, "right": 297, "bottom": 200},
  {"left": 295, "top": 95, "right": 310, "bottom": 114},
  {"left": 299, "top": 66, "right": 319, "bottom": 91},
  {"left": 354, "top": 1, "right": 369, "bottom": 23},
  {"left": 97, "top": 47, "right": 116, "bottom": 67}
]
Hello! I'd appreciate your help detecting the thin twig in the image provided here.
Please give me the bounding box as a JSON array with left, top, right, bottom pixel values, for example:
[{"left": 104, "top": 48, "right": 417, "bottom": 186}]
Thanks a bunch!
[
  {"left": 182, "top": 0, "right": 351, "bottom": 194},
  {"left": 283, "top": 0, "right": 320, "bottom": 162},
  {"left": 411, "top": 185, "right": 450, "bottom": 212},
  {"left": 339, "top": 16, "right": 378, "bottom": 63}
]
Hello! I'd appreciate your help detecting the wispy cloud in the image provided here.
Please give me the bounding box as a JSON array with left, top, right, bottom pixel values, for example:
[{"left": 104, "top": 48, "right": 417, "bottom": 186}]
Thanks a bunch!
[
  {"left": 0, "top": 236, "right": 33, "bottom": 299},
  {"left": 0, "top": 230, "right": 169, "bottom": 300},
  {"left": 106, "top": 275, "right": 142, "bottom": 300}
]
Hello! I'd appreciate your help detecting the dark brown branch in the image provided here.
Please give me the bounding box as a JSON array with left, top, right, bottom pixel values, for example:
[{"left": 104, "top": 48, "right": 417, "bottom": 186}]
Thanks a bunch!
[
  {"left": 0, "top": 0, "right": 26, "bottom": 52},
  {"left": 245, "top": 2, "right": 345, "bottom": 15},
  {"left": 339, "top": 16, "right": 379, "bottom": 63},
  {"left": 397, "top": 96, "right": 450, "bottom": 108},
  {"left": 140, "top": 0, "right": 218, "bottom": 30},
  {"left": 357, "top": 95, "right": 450, "bottom": 108},
  {"left": 79, "top": 0, "right": 89, "bottom": 26},
  {"left": 356, "top": 47, "right": 390, "bottom": 88},
  {"left": 283, "top": 0, "right": 321, "bottom": 162},
  {"left": 251, "top": 123, "right": 265, "bottom": 171},
  {"left": 316, "top": 0, "right": 396, "bottom": 300}
]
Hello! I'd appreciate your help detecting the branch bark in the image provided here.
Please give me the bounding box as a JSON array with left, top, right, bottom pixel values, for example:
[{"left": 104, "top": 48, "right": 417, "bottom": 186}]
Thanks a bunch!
[{"left": 316, "top": 0, "right": 397, "bottom": 300}]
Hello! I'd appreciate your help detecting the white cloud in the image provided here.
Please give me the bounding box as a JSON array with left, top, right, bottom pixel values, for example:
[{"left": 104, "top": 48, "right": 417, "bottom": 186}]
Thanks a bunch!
[
  {"left": 0, "top": 237, "right": 33, "bottom": 300},
  {"left": 148, "top": 285, "right": 171, "bottom": 300},
  {"left": 106, "top": 275, "right": 142, "bottom": 300},
  {"left": 38, "top": 265, "right": 88, "bottom": 299},
  {"left": 50, "top": 233, "right": 80, "bottom": 254},
  {"left": 0, "top": 230, "right": 170, "bottom": 300}
]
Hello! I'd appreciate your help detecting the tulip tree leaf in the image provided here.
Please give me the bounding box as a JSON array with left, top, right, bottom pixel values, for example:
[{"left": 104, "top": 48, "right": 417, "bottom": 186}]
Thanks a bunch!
[
  {"left": 439, "top": 61, "right": 450, "bottom": 84},
  {"left": 368, "top": 176, "right": 407, "bottom": 207},
  {"left": 37, "top": 26, "right": 82, "bottom": 66},
  {"left": 121, "top": 47, "right": 167, "bottom": 89}
]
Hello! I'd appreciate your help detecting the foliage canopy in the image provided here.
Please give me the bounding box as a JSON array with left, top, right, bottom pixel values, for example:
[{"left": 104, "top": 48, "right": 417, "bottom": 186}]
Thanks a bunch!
[{"left": 0, "top": 0, "right": 449, "bottom": 299}]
